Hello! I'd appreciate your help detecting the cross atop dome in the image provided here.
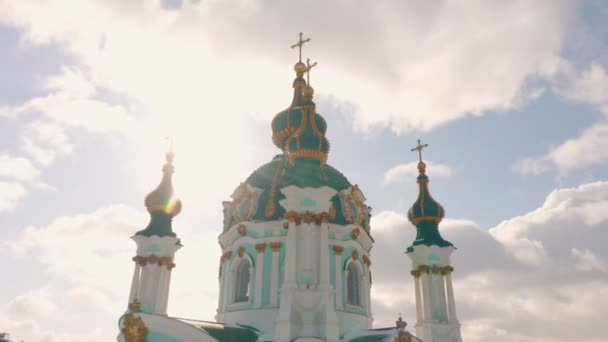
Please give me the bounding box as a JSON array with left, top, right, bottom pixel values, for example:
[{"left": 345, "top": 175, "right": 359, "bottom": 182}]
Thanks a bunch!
[
  {"left": 411, "top": 139, "right": 428, "bottom": 163},
  {"left": 291, "top": 32, "right": 311, "bottom": 63}
]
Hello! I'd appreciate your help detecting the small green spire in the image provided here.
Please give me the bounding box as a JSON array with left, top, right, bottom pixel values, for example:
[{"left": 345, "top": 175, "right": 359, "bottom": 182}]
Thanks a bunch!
[
  {"left": 136, "top": 150, "right": 182, "bottom": 237},
  {"left": 406, "top": 140, "right": 453, "bottom": 252}
]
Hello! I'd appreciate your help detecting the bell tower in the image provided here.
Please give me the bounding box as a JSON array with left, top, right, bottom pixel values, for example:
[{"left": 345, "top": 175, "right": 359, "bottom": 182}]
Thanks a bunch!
[
  {"left": 406, "top": 140, "right": 463, "bottom": 342},
  {"left": 126, "top": 150, "right": 183, "bottom": 315}
]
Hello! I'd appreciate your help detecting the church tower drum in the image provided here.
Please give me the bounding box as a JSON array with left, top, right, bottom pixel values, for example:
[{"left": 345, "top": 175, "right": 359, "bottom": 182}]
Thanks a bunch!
[
  {"left": 216, "top": 34, "right": 374, "bottom": 342},
  {"left": 126, "top": 151, "right": 183, "bottom": 315}
]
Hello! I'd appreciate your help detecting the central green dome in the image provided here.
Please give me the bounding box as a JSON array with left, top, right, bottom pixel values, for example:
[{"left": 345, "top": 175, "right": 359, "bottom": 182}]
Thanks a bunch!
[
  {"left": 224, "top": 58, "right": 372, "bottom": 234},
  {"left": 244, "top": 154, "right": 353, "bottom": 224}
]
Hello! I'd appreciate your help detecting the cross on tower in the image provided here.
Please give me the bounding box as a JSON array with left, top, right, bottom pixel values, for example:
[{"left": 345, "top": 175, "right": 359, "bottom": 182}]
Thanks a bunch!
[
  {"left": 411, "top": 139, "right": 429, "bottom": 163},
  {"left": 291, "top": 32, "right": 311, "bottom": 63},
  {"left": 305, "top": 58, "right": 317, "bottom": 85}
]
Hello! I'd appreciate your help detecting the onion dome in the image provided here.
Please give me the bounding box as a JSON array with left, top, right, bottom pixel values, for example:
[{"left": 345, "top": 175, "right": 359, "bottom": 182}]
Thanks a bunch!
[
  {"left": 284, "top": 90, "right": 330, "bottom": 164},
  {"left": 136, "top": 152, "right": 182, "bottom": 237},
  {"left": 406, "top": 161, "right": 452, "bottom": 251},
  {"left": 271, "top": 62, "right": 308, "bottom": 149}
]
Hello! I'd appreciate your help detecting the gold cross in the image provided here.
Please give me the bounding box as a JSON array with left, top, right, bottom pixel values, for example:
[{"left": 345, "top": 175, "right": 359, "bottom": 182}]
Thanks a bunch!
[
  {"left": 306, "top": 58, "right": 317, "bottom": 85},
  {"left": 291, "top": 32, "right": 311, "bottom": 63},
  {"left": 410, "top": 139, "right": 428, "bottom": 162}
]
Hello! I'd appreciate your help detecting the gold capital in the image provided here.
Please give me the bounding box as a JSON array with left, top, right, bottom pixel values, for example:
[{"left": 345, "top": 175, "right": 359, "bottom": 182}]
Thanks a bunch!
[
  {"left": 334, "top": 245, "right": 344, "bottom": 255},
  {"left": 255, "top": 243, "right": 266, "bottom": 253},
  {"left": 270, "top": 241, "right": 282, "bottom": 252}
]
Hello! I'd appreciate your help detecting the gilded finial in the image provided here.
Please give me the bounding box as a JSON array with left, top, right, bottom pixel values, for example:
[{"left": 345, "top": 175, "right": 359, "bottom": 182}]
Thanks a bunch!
[
  {"left": 303, "top": 58, "right": 317, "bottom": 100},
  {"left": 292, "top": 32, "right": 310, "bottom": 78},
  {"left": 396, "top": 314, "right": 407, "bottom": 329},
  {"left": 128, "top": 297, "right": 142, "bottom": 312},
  {"left": 305, "top": 57, "right": 317, "bottom": 85},
  {"left": 165, "top": 136, "right": 174, "bottom": 161}
]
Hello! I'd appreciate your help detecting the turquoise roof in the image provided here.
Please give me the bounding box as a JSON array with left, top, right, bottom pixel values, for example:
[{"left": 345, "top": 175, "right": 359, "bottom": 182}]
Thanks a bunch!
[
  {"left": 242, "top": 154, "right": 355, "bottom": 226},
  {"left": 406, "top": 161, "right": 452, "bottom": 252},
  {"left": 344, "top": 327, "right": 422, "bottom": 342},
  {"left": 136, "top": 152, "right": 182, "bottom": 237},
  {"left": 271, "top": 72, "right": 307, "bottom": 149},
  {"left": 176, "top": 318, "right": 260, "bottom": 341},
  {"left": 285, "top": 100, "right": 330, "bottom": 159}
]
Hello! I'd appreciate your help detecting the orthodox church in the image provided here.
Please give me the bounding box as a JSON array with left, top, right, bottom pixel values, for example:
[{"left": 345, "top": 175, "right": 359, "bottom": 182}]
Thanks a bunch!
[{"left": 117, "top": 34, "right": 464, "bottom": 342}]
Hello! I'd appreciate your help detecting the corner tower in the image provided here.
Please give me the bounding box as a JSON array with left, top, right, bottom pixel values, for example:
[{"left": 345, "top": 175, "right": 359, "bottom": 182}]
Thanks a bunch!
[
  {"left": 126, "top": 150, "right": 183, "bottom": 315},
  {"left": 216, "top": 34, "right": 374, "bottom": 341},
  {"left": 406, "top": 140, "right": 463, "bottom": 342}
]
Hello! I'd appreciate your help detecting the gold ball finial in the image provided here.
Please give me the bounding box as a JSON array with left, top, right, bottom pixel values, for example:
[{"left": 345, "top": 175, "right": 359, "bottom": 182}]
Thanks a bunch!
[
  {"left": 396, "top": 315, "right": 407, "bottom": 329},
  {"left": 294, "top": 62, "right": 307, "bottom": 76},
  {"left": 128, "top": 298, "right": 142, "bottom": 312},
  {"left": 417, "top": 161, "right": 426, "bottom": 174},
  {"left": 303, "top": 85, "right": 314, "bottom": 99}
]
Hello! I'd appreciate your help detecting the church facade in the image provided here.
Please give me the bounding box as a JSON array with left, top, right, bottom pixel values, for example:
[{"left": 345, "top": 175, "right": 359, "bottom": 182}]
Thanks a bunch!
[{"left": 117, "top": 34, "right": 463, "bottom": 342}]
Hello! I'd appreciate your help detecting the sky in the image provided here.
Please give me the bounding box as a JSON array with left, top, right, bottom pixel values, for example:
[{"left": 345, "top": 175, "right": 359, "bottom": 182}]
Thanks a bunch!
[{"left": 0, "top": 0, "right": 607, "bottom": 341}]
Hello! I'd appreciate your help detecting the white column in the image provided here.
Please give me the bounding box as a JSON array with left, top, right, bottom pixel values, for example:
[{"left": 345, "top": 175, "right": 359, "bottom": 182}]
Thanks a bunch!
[
  {"left": 223, "top": 254, "right": 233, "bottom": 309},
  {"left": 255, "top": 244, "right": 265, "bottom": 308},
  {"left": 163, "top": 267, "right": 173, "bottom": 313},
  {"left": 248, "top": 266, "right": 254, "bottom": 302},
  {"left": 161, "top": 265, "right": 171, "bottom": 315},
  {"left": 217, "top": 258, "right": 225, "bottom": 314},
  {"left": 284, "top": 221, "right": 297, "bottom": 286},
  {"left": 365, "top": 268, "right": 372, "bottom": 316},
  {"left": 437, "top": 273, "right": 448, "bottom": 321},
  {"left": 128, "top": 262, "right": 141, "bottom": 304},
  {"left": 319, "top": 223, "right": 330, "bottom": 288},
  {"left": 414, "top": 275, "right": 423, "bottom": 323},
  {"left": 334, "top": 246, "right": 343, "bottom": 310},
  {"left": 139, "top": 264, "right": 152, "bottom": 307},
  {"left": 420, "top": 272, "right": 432, "bottom": 321},
  {"left": 219, "top": 260, "right": 229, "bottom": 311},
  {"left": 270, "top": 242, "right": 281, "bottom": 306},
  {"left": 154, "top": 266, "right": 168, "bottom": 313},
  {"left": 445, "top": 272, "right": 458, "bottom": 321}
]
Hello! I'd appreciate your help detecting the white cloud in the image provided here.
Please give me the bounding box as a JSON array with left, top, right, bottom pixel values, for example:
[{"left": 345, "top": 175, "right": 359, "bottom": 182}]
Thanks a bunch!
[
  {"left": 556, "top": 62, "right": 608, "bottom": 116},
  {"left": 3, "top": 67, "right": 136, "bottom": 135},
  {"left": 0, "top": 181, "right": 27, "bottom": 212},
  {"left": 513, "top": 123, "right": 608, "bottom": 175},
  {"left": 382, "top": 161, "right": 452, "bottom": 186},
  {"left": 21, "top": 120, "right": 74, "bottom": 166},
  {"left": 572, "top": 248, "right": 607, "bottom": 272},
  {"left": 0, "top": 0, "right": 571, "bottom": 134},
  {"left": 370, "top": 181, "right": 608, "bottom": 342},
  {"left": 2, "top": 204, "right": 222, "bottom": 341},
  {"left": 0, "top": 154, "right": 40, "bottom": 183},
  {"left": 4, "top": 287, "right": 58, "bottom": 319},
  {"left": 515, "top": 63, "right": 608, "bottom": 175}
]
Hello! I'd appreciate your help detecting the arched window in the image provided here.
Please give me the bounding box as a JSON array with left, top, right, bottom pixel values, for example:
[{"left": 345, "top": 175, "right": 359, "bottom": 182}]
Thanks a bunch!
[
  {"left": 347, "top": 262, "right": 361, "bottom": 306},
  {"left": 233, "top": 259, "right": 251, "bottom": 303}
]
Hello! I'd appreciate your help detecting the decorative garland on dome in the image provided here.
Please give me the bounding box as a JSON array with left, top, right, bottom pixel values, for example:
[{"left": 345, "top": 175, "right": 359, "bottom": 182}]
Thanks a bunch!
[
  {"left": 408, "top": 215, "right": 443, "bottom": 225},
  {"left": 265, "top": 157, "right": 286, "bottom": 218}
]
